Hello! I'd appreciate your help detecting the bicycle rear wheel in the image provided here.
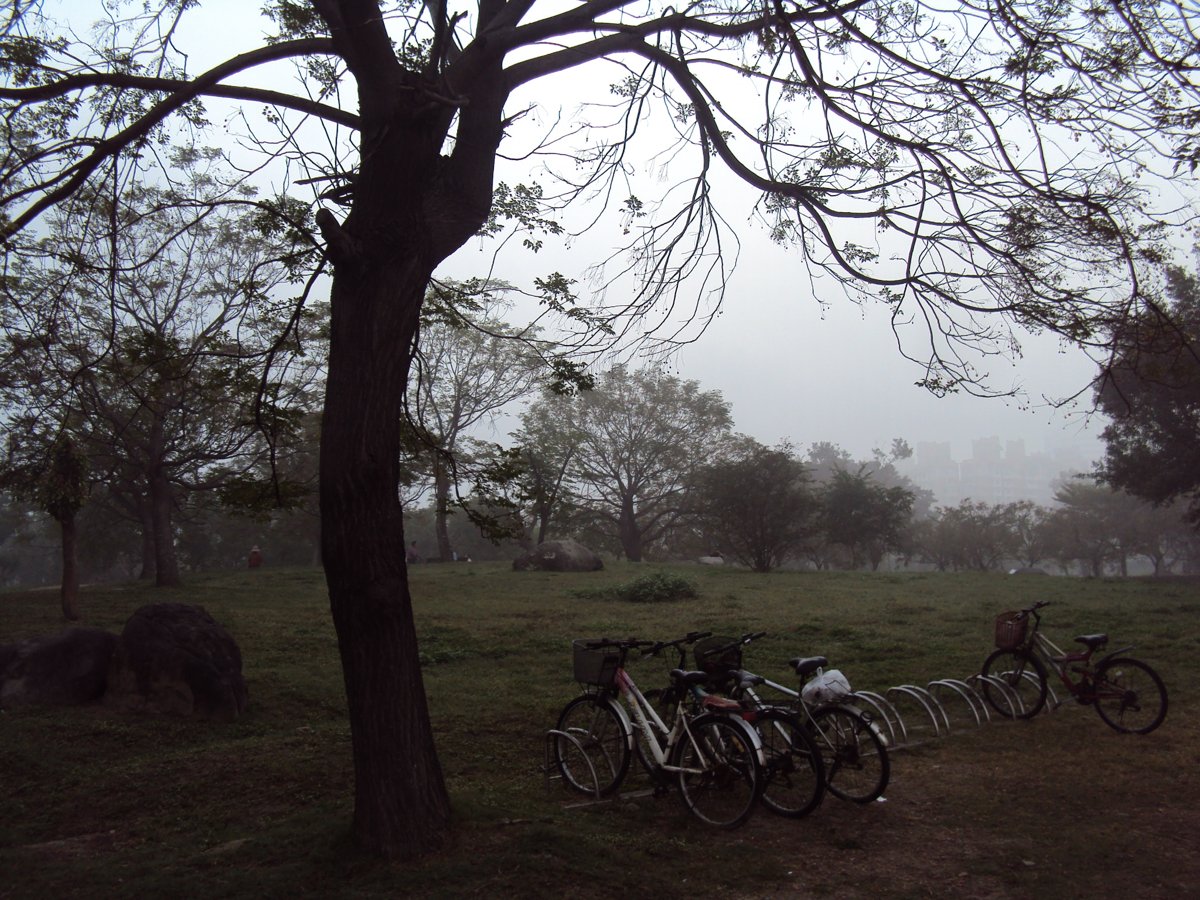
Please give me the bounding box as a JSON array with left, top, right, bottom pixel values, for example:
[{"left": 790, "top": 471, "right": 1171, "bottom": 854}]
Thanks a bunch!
[
  {"left": 554, "top": 694, "right": 631, "bottom": 796},
  {"left": 671, "top": 713, "right": 762, "bottom": 828},
  {"left": 752, "top": 709, "right": 825, "bottom": 818},
  {"left": 1093, "top": 657, "right": 1168, "bottom": 734},
  {"left": 980, "top": 648, "right": 1048, "bottom": 719},
  {"left": 810, "top": 705, "right": 890, "bottom": 804}
]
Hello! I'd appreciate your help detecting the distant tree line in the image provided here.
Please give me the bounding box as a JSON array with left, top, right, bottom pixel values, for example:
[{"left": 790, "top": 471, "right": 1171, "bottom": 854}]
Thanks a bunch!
[{"left": 4, "top": 179, "right": 1200, "bottom": 590}]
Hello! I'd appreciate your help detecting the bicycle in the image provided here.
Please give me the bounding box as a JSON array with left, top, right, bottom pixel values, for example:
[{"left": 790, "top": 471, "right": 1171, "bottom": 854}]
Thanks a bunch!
[
  {"left": 552, "top": 636, "right": 765, "bottom": 828},
  {"left": 643, "top": 631, "right": 826, "bottom": 819},
  {"left": 980, "top": 600, "right": 1168, "bottom": 734},
  {"left": 695, "top": 633, "right": 889, "bottom": 804}
]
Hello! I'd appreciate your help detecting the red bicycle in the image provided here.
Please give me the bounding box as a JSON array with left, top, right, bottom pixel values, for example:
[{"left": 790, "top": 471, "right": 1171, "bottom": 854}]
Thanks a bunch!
[{"left": 980, "top": 600, "right": 1168, "bottom": 734}]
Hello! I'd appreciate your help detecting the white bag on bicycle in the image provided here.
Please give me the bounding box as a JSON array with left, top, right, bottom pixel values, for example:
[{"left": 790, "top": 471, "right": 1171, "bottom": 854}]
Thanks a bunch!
[{"left": 802, "top": 669, "right": 852, "bottom": 704}]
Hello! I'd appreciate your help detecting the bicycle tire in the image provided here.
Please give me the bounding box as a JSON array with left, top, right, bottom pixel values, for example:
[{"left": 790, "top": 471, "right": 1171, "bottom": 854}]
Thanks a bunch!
[
  {"left": 810, "top": 705, "right": 889, "bottom": 804},
  {"left": 671, "top": 713, "right": 762, "bottom": 829},
  {"left": 752, "top": 708, "right": 825, "bottom": 818},
  {"left": 1092, "top": 657, "right": 1168, "bottom": 734},
  {"left": 980, "top": 647, "right": 1048, "bottom": 719},
  {"left": 553, "top": 693, "right": 632, "bottom": 796}
]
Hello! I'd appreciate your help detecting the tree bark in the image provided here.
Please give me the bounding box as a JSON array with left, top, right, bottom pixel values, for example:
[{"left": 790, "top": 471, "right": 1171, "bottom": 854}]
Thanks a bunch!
[
  {"left": 433, "top": 455, "right": 454, "bottom": 561},
  {"left": 149, "top": 467, "right": 180, "bottom": 586},
  {"left": 311, "top": 4, "right": 508, "bottom": 857},
  {"left": 619, "top": 495, "right": 642, "bottom": 561},
  {"left": 58, "top": 513, "right": 80, "bottom": 621},
  {"left": 138, "top": 502, "right": 155, "bottom": 580},
  {"left": 320, "top": 240, "right": 452, "bottom": 859}
]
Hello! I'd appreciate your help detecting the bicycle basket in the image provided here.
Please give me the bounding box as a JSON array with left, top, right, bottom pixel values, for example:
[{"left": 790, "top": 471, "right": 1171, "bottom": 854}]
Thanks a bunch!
[
  {"left": 693, "top": 635, "right": 741, "bottom": 677},
  {"left": 994, "top": 611, "right": 1028, "bottom": 650},
  {"left": 572, "top": 639, "right": 621, "bottom": 687}
]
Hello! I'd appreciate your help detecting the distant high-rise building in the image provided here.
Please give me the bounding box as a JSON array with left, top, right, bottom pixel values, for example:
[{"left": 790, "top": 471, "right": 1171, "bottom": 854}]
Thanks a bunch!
[{"left": 900, "top": 437, "right": 1093, "bottom": 507}]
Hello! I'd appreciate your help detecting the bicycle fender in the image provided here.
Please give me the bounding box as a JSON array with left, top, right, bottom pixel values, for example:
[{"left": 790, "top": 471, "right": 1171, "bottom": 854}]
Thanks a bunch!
[
  {"left": 600, "top": 694, "right": 636, "bottom": 750},
  {"left": 698, "top": 711, "right": 765, "bottom": 765},
  {"left": 848, "top": 704, "right": 889, "bottom": 742},
  {"left": 1096, "top": 646, "right": 1135, "bottom": 669},
  {"left": 824, "top": 702, "right": 884, "bottom": 736}
]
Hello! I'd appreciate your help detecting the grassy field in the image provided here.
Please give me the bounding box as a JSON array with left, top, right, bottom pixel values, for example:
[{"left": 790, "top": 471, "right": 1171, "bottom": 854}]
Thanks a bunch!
[{"left": 1, "top": 563, "right": 1198, "bottom": 898}]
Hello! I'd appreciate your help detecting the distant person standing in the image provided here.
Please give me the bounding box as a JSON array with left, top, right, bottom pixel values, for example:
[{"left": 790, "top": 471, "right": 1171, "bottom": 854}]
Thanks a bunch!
[
  {"left": 406, "top": 541, "right": 422, "bottom": 563},
  {"left": 248, "top": 545, "right": 263, "bottom": 568}
]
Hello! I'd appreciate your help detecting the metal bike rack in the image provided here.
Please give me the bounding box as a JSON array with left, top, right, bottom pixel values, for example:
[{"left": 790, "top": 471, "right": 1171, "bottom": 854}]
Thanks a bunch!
[
  {"left": 545, "top": 729, "right": 658, "bottom": 808},
  {"left": 886, "top": 684, "right": 950, "bottom": 740},
  {"left": 928, "top": 678, "right": 990, "bottom": 727},
  {"left": 544, "top": 729, "right": 604, "bottom": 801},
  {"left": 850, "top": 690, "right": 905, "bottom": 748},
  {"left": 968, "top": 673, "right": 1024, "bottom": 717}
]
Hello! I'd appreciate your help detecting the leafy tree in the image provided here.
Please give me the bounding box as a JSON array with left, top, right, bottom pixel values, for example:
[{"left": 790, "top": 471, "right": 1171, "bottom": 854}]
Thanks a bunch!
[
  {"left": 404, "top": 287, "right": 544, "bottom": 561},
  {"left": 1049, "top": 478, "right": 1151, "bottom": 576},
  {"left": 534, "top": 366, "right": 732, "bottom": 560},
  {"left": 821, "top": 467, "right": 914, "bottom": 570},
  {"left": 0, "top": 429, "right": 88, "bottom": 617},
  {"left": 1, "top": 157, "right": 317, "bottom": 585},
  {"left": 1008, "top": 500, "right": 1056, "bottom": 570},
  {"left": 691, "top": 438, "right": 818, "bottom": 572},
  {"left": 915, "top": 499, "right": 1020, "bottom": 572},
  {"left": 1052, "top": 477, "right": 1198, "bottom": 575},
  {"left": 805, "top": 440, "right": 927, "bottom": 568},
  {"left": 0, "top": 489, "right": 57, "bottom": 587},
  {"left": 4, "top": 0, "right": 1198, "bottom": 861},
  {"left": 1097, "top": 266, "right": 1200, "bottom": 525},
  {"left": 509, "top": 404, "right": 578, "bottom": 548}
]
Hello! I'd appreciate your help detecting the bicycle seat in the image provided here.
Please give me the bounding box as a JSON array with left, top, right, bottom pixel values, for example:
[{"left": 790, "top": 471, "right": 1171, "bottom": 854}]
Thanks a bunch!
[
  {"left": 1073, "top": 634, "right": 1108, "bottom": 650},
  {"left": 788, "top": 656, "right": 828, "bottom": 677},
  {"left": 733, "top": 669, "right": 765, "bottom": 690}
]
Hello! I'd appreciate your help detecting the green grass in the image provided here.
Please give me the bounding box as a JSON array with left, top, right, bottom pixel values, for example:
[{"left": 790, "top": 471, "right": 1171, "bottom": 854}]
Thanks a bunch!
[{"left": 2, "top": 564, "right": 1199, "bottom": 898}]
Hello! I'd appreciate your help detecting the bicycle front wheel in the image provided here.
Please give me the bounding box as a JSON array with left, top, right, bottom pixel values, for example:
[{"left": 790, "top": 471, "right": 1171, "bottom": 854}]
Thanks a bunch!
[
  {"left": 752, "top": 709, "right": 825, "bottom": 818},
  {"left": 810, "top": 705, "right": 890, "bottom": 804},
  {"left": 1093, "top": 657, "right": 1168, "bottom": 734},
  {"left": 671, "top": 713, "right": 762, "bottom": 829},
  {"left": 980, "top": 648, "right": 1048, "bottom": 719},
  {"left": 554, "top": 693, "right": 631, "bottom": 796}
]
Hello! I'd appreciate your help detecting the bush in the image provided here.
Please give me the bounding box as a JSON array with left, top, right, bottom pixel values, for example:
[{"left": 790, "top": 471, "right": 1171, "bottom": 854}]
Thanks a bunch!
[{"left": 575, "top": 571, "right": 699, "bottom": 604}]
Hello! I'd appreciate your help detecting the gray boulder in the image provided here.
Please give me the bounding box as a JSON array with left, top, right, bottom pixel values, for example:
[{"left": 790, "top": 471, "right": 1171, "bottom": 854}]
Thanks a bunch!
[
  {"left": 513, "top": 539, "right": 603, "bottom": 572},
  {"left": 0, "top": 627, "right": 118, "bottom": 709},
  {"left": 104, "top": 602, "right": 248, "bottom": 720}
]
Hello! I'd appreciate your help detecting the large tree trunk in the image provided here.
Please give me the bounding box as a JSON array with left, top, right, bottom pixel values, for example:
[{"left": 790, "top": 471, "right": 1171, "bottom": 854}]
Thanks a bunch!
[
  {"left": 311, "top": 5, "right": 508, "bottom": 858},
  {"left": 148, "top": 468, "right": 180, "bottom": 586},
  {"left": 58, "top": 513, "right": 80, "bottom": 621},
  {"left": 320, "top": 249, "right": 451, "bottom": 859},
  {"left": 433, "top": 455, "right": 454, "bottom": 561},
  {"left": 619, "top": 495, "right": 642, "bottom": 561},
  {"left": 137, "top": 501, "right": 155, "bottom": 580}
]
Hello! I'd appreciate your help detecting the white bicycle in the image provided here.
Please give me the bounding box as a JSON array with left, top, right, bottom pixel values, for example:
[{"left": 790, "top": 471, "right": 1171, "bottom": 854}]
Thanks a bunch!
[{"left": 552, "top": 635, "right": 766, "bottom": 828}]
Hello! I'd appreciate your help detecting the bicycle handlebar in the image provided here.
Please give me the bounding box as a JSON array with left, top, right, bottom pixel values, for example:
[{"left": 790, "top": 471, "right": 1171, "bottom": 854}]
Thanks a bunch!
[
  {"left": 1017, "top": 600, "right": 1051, "bottom": 618},
  {"left": 642, "top": 630, "right": 714, "bottom": 659},
  {"left": 707, "top": 631, "right": 768, "bottom": 656},
  {"left": 584, "top": 637, "right": 656, "bottom": 651}
]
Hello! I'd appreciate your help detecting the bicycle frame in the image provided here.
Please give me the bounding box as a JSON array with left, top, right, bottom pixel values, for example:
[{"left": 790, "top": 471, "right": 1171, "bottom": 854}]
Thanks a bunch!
[
  {"left": 1025, "top": 627, "right": 1134, "bottom": 704},
  {"left": 734, "top": 674, "right": 879, "bottom": 750},
  {"left": 613, "top": 666, "right": 686, "bottom": 770},
  {"left": 607, "top": 664, "right": 764, "bottom": 774}
]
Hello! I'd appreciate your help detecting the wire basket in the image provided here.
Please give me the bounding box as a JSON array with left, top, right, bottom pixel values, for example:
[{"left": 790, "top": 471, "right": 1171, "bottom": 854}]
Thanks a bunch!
[
  {"left": 572, "top": 639, "right": 621, "bottom": 686},
  {"left": 994, "top": 611, "right": 1028, "bottom": 650},
  {"left": 693, "top": 635, "right": 741, "bottom": 677}
]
